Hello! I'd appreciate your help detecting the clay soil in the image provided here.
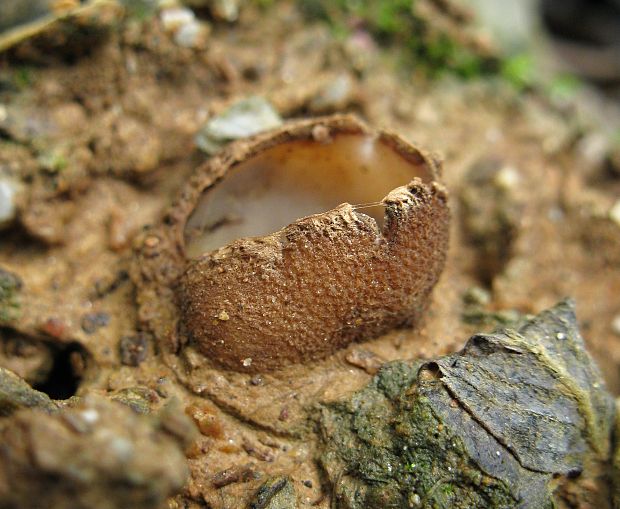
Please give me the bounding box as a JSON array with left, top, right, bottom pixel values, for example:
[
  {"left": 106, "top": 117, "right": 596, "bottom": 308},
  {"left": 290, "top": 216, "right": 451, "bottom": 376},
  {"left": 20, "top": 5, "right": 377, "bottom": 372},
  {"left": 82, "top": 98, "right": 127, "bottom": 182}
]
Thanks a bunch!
[{"left": 0, "top": 2, "right": 619, "bottom": 508}]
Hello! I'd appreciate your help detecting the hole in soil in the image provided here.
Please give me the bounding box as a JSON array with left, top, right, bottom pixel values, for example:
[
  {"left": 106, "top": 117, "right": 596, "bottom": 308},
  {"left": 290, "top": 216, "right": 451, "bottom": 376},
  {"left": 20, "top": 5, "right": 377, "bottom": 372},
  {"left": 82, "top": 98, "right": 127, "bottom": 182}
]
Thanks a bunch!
[{"left": 33, "top": 342, "right": 87, "bottom": 400}]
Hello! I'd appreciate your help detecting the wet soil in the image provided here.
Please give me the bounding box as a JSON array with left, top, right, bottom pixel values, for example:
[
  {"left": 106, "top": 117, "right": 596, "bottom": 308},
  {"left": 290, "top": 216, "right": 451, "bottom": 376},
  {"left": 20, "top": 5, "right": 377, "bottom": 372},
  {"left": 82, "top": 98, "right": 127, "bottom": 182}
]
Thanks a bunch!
[{"left": 0, "top": 2, "right": 619, "bottom": 508}]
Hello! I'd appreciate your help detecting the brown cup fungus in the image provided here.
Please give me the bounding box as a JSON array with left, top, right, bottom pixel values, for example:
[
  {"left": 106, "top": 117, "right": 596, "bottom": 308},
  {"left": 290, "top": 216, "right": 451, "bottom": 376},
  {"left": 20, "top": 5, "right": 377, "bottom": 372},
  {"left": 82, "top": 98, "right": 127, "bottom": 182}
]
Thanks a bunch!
[{"left": 170, "top": 115, "right": 450, "bottom": 373}]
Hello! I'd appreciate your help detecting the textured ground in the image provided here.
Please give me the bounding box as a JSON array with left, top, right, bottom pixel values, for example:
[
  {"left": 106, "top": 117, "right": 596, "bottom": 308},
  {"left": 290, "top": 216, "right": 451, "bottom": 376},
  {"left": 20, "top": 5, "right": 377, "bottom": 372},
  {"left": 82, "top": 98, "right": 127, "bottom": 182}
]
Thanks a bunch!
[{"left": 0, "top": 2, "right": 619, "bottom": 508}]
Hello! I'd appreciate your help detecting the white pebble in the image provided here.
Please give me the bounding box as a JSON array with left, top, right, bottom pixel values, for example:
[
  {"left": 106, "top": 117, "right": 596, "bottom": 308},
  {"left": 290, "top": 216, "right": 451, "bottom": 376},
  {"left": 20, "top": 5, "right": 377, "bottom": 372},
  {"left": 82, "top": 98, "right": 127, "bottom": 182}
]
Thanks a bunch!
[
  {"left": 609, "top": 200, "right": 620, "bottom": 226},
  {"left": 79, "top": 409, "right": 100, "bottom": 425},
  {"left": 494, "top": 166, "right": 520, "bottom": 191},
  {"left": 612, "top": 315, "right": 620, "bottom": 337},
  {"left": 160, "top": 7, "right": 195, "bottom": 32},
  {"left": 196, "top": 97, "right": 282, "bottom": 154},
  {"left": 174, "top": 19, "right": 208, "bottom": 48},
  {"left": 0, "top": 177, "right": 18, "bottom": 229},
  {"left": 110, "top": 437, "right": 134, "bottom": 461}
]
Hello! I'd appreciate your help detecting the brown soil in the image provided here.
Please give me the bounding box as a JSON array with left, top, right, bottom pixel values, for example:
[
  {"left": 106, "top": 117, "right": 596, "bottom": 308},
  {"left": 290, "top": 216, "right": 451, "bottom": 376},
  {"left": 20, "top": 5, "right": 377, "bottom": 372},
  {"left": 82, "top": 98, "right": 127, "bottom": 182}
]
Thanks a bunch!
[{"left": 1, "top": 2, "right": 619, "bottom": 508}]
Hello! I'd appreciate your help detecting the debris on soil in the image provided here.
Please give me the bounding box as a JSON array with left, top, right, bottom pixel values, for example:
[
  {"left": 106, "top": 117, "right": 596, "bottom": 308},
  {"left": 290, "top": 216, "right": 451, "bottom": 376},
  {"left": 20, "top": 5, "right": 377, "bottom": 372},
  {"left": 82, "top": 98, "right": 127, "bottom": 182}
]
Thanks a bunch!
[
  {"left": 319, "top": 301, "right": 614, "bottom": 508},
  {"left": 300, "top": 0, "right": 498, "bottom": 78},
  {"left": 308, "top": 73, "right": 356, "bottom": 113},
  {"left": 0, "top": 176, "right": 19, "bottom": 229},
  {"left": 159, "top": 6, "right": 210, "bottom": 49},
  {"left": 0, "top": 367, "right": 57, "bottom": 415},
  {"left": 0, "top": 330, "right": 54, "bottom": 385},
  {"left": 0, "top": 1, "right": 619, "bottom": 508},
  {"left": 249, "top": 476, "right": 298, "bottom": 509},
  {"left": 0, "top": 394, "right": 192, "bottom": 509},
  {"left": 80, "top": 312, "right": 110, "bottom": 334},
  {"left": 195, "top": 96, "right": 283, "bottom": 155},
  {"left": 0, "top": 0, "right": 120, "bottom": 55},
  {"left": 0, "top": 268, "right": 21, "bottom": 323},
  {"left": 344, "top": 348, "right": 386, "bottom": 375},
  {"left": 118, "top": 333, "right": 149, "bottom": 366},
  {"left": 211, "top": 463, "right": 259, "bottom": 488},
  {"left": 460, "top": 157, "right": 523, "bottom": 285}
]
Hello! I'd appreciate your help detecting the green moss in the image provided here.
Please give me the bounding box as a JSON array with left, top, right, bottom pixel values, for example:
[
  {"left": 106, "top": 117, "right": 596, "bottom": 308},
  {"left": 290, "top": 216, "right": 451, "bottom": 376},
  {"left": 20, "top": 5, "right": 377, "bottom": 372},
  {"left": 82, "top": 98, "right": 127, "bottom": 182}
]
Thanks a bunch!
[
  {"left": 320, "top": 302, "right": 616, "bottom": 508},
  {"left": 0, "top": 367, "right": 57, "bottom": 415},
  {"left": 461, "top": 306, "right": 526, "bottom": 328},
  {"left": 500, "top": 53, "right": 534, "bottom": 90},
  {"left": 38, "top": 149, "right": 68, "bottom": 174},
  {"left": 253, "top": 0, "right": 277, "bottom": 9},
  {"left": 545, "top": 73, "right": 581, "bottom": 102},
  {"left": 12, "top": 67, "right": 34, "bottom": 90},
  {"left": 319, "top": 363, "right": 520, "bottom": 509},
  {"left": 298, "top": 0, "right": 496, "bottom": 79},
  {"left": 119, "top": 0, "right": 159, "bottom": 21},
  {"left": 0, "top": 269, "right": 21, "bottom": 323}
]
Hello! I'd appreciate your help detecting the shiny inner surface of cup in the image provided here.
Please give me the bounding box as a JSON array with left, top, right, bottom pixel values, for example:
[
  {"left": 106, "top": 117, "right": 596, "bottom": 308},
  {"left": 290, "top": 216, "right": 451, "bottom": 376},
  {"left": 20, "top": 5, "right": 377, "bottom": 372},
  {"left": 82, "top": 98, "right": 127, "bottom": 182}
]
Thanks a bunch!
[{"left": 184, "top": 134, "right": 431, "bottom": 258}]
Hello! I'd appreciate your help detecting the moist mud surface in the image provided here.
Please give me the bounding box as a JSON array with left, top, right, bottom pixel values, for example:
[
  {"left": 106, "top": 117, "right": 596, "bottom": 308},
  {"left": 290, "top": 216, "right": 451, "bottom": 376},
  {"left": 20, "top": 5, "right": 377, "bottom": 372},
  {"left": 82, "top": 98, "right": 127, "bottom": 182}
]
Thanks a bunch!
[{"left": 1, "top": 2, "right": 620, "bottom": 508}]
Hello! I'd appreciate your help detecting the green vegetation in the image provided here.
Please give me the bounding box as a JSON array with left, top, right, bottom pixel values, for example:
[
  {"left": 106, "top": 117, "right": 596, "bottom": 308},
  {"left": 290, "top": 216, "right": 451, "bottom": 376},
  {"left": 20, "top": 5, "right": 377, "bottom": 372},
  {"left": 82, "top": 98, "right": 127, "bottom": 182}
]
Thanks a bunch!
[
  {"left": 12, "top": 66, "right": 34, "bottom": 90},
  {"left": 500, "top": 52, "right": 535, "bottom": 90},
  {"left": 120, "top": 0, "right": 159, "bottom": 21},
  {"left": 38, "top": 149, "right": 68, "bottom": 174},
  {"left": 0, "top": 269, "right": 21, "bottom": 323},
  {"left": 319, "top": 362, "right": 525, "bottom": 508},
  {"left": 298, "top": 0, "right": 497, "bottom": 78},
  {"left": 546, "top": 73, "right": 582, "bottom": 102},
  {"left": 319, "top": 302, "right": 615, "bottom": 509}
]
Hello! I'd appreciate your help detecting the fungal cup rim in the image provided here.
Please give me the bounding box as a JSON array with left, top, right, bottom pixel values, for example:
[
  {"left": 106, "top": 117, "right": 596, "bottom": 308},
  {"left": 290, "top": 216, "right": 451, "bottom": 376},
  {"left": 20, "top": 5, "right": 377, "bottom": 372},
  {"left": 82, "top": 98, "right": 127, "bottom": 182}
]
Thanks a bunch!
[{"left": 180, "top": 116, "right": 441, "bottom": 261}]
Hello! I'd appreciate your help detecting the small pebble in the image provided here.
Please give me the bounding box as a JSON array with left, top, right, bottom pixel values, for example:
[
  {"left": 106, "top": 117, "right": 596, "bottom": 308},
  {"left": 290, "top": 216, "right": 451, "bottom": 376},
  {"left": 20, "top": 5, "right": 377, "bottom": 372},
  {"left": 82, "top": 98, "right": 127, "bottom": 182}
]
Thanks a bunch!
[
  {"left": 278, "top": 406, "right": 289, "bottom": 421},
  {"left": 119, "top": 334, "right": 149, "bottom": 367},
  {"left": 463, "top": 286, "right": 491, "bottom": 306},
  {"left": 160, "top": 7, "right": 195, "bottom": 31},
  {"left": 195, "top": 97, "right": 282, "bottom": 155},
  {"left": 81, "top": 312, "right": 110, "bottom": 334},
  {"left": 211, "top": 0, "right": 240, "bottom": 21},
  {"left": 612, "top": 315, "right": 620, "bottom": 337},
  {"left": 494, "top": 165, "right": 520, "bottom": 191},
  {"left": 312, "top": 124, "right": 331, "bottom": 143},
  {"left": 309, "top": 73, "right": 354, "bottom": 113},
  {"left": 174, "top": 20, "right": 209, "bottom": 49},
  {"left": 0, "top": 177, "right": 18, "bottom": 229},
  {"left": 609, "top": 200, "right": 620, "bottom": 226},
  {"left": 42, "top": 317, "right": 67, "bottom": 339},
  {"left": 344, "top": 348, "right": 384, "bottom": 375},
  {"left": 144, "top": 236, "right": 160, "bottom": 248}
]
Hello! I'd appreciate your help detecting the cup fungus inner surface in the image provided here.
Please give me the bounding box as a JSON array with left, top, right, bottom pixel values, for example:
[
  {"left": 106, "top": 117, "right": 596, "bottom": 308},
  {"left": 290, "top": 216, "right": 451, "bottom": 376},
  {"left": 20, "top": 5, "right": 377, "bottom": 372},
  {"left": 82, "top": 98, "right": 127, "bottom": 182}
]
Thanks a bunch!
[{"left": 184, "top": 134, "right": 432, "bottom": 257}]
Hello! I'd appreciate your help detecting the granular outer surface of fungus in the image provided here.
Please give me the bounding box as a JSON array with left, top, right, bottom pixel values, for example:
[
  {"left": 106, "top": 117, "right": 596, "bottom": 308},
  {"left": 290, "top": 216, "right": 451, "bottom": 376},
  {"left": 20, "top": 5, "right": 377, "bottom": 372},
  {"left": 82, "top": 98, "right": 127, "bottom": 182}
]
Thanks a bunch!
[{"left": 175, "top": 115, "right": 449, "bottom": 372}]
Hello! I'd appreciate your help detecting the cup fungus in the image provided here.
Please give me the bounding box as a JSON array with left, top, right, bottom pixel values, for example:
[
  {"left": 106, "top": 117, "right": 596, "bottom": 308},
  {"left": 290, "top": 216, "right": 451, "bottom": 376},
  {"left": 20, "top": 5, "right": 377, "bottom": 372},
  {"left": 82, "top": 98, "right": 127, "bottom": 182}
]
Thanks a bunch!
[{"left": 174, "top": 115, "right": 449, "bottom": 372}]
